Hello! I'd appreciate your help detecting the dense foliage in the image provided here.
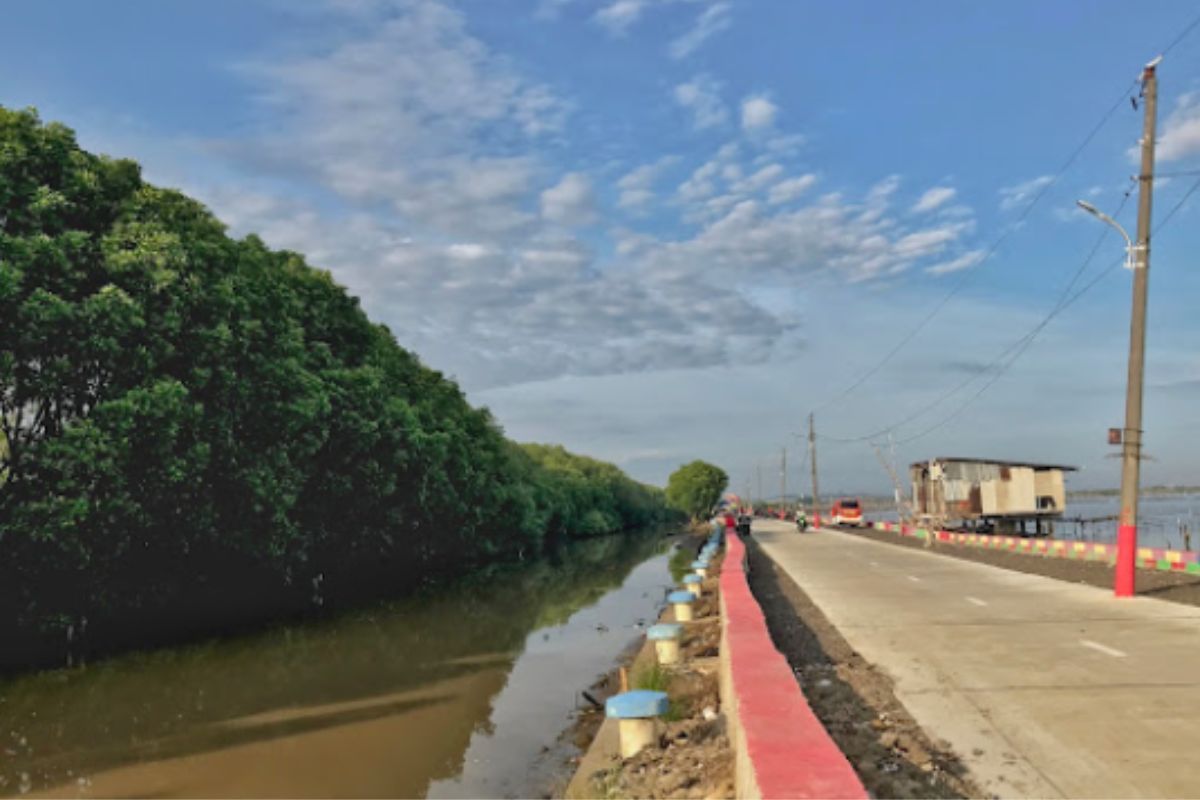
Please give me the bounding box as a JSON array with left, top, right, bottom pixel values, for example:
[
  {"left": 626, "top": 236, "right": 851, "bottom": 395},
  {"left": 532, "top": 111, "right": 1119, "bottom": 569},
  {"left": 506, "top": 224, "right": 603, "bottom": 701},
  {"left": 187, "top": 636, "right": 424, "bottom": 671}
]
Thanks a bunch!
[
  {"left": 0, "top": 108, "right": 672, "bottom": 667},
  {"left": 665, "top": 460, "right": 729, "bottom": 520}
]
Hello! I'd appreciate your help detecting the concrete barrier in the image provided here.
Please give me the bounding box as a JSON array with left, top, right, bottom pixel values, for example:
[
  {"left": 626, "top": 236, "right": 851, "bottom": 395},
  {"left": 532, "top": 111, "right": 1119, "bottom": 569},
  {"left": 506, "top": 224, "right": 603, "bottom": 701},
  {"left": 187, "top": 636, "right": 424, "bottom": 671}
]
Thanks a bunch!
[
  {"left": 871, "top": 521, "right": 1200, "bottom": 574},
  {"left": 718, "top": 532, "right": 866, "bottom": 799}
]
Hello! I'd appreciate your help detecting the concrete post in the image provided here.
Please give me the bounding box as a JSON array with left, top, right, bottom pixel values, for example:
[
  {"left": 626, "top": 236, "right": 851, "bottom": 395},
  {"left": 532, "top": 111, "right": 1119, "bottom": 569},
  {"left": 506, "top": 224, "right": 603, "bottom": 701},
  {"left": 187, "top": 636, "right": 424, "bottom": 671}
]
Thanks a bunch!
[
  {"left": 605, "top": 690, "right": 670, "bottom": 759},
  {"left": 648, "top": 622, "right": 683, "bottom": 666},
  {"left": 668, "top": 590, "right": 695, "bottom": 622}
]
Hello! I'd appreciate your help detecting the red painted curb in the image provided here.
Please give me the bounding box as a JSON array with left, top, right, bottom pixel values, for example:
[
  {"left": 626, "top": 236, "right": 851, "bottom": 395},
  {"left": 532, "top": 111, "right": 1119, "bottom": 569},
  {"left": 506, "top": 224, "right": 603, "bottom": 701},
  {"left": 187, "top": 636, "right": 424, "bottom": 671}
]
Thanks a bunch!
[{"left": 721, "top": 533, "right": 867, "bottom": 799}]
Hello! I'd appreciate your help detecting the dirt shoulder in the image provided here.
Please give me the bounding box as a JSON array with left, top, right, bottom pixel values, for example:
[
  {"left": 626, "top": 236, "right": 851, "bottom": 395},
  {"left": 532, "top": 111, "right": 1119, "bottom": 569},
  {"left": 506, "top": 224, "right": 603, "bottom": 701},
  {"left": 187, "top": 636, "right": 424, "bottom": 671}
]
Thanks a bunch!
[
  {"left": 843, "top": 527, "right": 1200, "bottom": 606},
  {"left": 564, "top": 534, "right": 733, "bottom": 800},
  {"left": 743, "top": 536, "right": 982, "bottom": 799}
]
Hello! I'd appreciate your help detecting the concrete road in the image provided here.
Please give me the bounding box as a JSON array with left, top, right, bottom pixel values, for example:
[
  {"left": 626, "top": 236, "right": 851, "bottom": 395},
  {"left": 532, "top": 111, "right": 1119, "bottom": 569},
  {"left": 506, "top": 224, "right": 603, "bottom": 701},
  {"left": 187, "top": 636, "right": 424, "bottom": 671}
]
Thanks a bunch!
[{"left": 752, "top": 519, "right": 1200, "bottom": 799}]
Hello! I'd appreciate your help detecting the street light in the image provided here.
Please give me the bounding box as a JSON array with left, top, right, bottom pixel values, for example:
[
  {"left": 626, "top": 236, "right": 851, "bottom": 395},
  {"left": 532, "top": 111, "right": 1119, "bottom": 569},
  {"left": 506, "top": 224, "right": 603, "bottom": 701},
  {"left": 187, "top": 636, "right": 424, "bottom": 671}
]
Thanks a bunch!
[
  {"left": 1075, "top": 200, "right": 1144, "bottom": 271},
  {"left": 1073, "top": 53, "right": 1157, "bottom": 600}
]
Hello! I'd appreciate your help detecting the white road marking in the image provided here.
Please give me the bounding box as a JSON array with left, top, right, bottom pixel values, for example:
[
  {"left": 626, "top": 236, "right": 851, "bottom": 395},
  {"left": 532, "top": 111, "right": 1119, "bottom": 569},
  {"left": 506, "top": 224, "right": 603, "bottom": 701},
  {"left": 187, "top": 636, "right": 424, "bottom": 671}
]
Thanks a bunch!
[
  {"left": 907, "top": 575, "right": 922, "bottom": 582},
  {"left": 1080, "top": 639, "right": 1127, "bottom": 658},
  {"left": 966, "top": 596, "right": 988, "bottom": 607}
]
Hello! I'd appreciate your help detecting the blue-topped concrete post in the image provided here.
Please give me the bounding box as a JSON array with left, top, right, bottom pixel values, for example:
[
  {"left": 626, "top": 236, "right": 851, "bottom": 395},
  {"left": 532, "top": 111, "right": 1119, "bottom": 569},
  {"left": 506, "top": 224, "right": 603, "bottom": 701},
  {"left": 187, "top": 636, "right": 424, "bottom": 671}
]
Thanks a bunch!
[
  {"left": 647, "top": 622, "right": 684, "bottom": 665},
  {"left": 691, "top": 559, "right": 709, "bottom": 579},
  {"left": 606, "top": 690, "right": 670, "bottom": 758},
  {"left": 683, "top": 573, "right": 703, "bottom": 598},
  {"left": 668, "top": 589, "right": 695, "bottom": 622}
]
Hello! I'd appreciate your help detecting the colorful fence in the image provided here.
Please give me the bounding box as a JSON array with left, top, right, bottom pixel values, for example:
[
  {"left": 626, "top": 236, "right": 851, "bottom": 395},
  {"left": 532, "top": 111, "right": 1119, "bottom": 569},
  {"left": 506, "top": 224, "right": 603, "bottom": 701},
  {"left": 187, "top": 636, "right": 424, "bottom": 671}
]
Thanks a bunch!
[
  {"left": 871, "top": 522, "right": 1200, "bottom": 574},
  {"left": 719, "top": 532, "right": 866, "bottom": 799}
]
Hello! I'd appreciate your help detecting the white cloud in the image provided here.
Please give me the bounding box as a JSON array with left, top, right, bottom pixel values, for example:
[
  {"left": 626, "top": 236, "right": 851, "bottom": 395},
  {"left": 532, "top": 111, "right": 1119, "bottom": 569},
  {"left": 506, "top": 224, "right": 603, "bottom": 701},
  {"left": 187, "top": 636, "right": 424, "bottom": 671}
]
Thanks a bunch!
[
  {"left": 674, "top": 74, "right": 728, "bottom": 130},
  {"left": 447, "top": 242, "right": 492, "bottom": 260},
  {"left": 732, "top": 163, "right": 784, "bottom": 194},
  {"left": 229, "top": 0, "right": 567, "bottom": 239},
  {"left": 1156, "top": 92, "right": 1200, "bottom": 162},
  {"left": 926, "top": 249, "right": 986, "bottom": 275},
  {"left": 912, "top": 186, "right": 956, "bottom": 214},
  {"left": 594, "top": 0, "right": 645, "bottom": 34},
  {"left": 653, "top": 175, "right": 977, "bottom": 284},
  {"left": 767, "top": 174, "right": 817, "bottom": 205},
  {"left": 541, "top": 172, "right": 598, "bottom": 225},
  {"left": 892, "top": 223, "right": 970, "bottom": 259},
  {"left": 183, "top": 0, "right": 984, "bottom": 394},
  {"left": 740, "top": 94, "right": 778, "bottom": 132},
  {"left": 866, "top": 174, "right": 901, "bottom": 205},
  {"left": 669, "top": 2, "right": 732, "bottom": 59},
  {"left": 999, "top": 175, "right": 1053, "bottom": 211},
  {"left": 677, "top": 159, "right": 721, "bottom": 203},
  {"left": 617, "top": 156, "right": 678, "bottom": 210}
]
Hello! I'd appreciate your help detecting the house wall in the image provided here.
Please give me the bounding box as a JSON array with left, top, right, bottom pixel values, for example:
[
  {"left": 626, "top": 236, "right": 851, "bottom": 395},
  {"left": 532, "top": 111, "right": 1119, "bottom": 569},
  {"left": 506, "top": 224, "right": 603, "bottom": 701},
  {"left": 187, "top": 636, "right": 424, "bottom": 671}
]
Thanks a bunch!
[{"left": 1034, "top": 470, "right": 1066, "bottom": 511}]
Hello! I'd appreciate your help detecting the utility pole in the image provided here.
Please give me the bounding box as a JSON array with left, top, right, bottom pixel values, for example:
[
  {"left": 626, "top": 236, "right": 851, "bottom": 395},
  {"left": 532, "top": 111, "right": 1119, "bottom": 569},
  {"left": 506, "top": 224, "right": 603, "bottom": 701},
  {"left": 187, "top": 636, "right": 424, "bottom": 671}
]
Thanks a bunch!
[
  {"left": 1115, "top": 57, "right": 1159, "bottom": 598},
  {"left": 756, "top": 463, "right": 763, "bottom": 507},
  {"left": 780, "top": 446, "right": 787, "bottom": 514},
  {"left": 809, "top": 413, "right": 821, "bottom": 527},
  {"left": 871, "top": 435, "right": 910, "bottom": 524}
]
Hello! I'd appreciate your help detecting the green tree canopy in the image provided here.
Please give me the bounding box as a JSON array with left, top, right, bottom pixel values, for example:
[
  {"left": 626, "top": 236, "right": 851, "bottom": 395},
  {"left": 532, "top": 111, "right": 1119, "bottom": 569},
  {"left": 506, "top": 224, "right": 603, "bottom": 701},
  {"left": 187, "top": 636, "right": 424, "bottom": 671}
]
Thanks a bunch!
[
  {"left": 665, "top": 460, "right": 728, "bottom": 520},
  {"left": 0, "top": 107, "right": 673, "bottom": 670}
]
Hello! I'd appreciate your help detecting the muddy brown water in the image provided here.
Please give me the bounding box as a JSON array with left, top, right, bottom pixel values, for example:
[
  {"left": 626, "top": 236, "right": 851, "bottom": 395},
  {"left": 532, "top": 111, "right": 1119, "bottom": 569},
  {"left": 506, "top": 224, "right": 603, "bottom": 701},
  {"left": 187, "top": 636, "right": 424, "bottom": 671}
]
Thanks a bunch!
[{"left": 0, "top": 533, "right": 680, "bottom": 799}]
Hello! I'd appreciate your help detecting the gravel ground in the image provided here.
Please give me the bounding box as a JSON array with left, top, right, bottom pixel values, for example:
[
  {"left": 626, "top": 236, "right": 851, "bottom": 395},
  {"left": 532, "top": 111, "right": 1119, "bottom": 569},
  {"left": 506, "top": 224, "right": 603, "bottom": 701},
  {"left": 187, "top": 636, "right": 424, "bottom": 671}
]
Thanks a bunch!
[
  {"left": 567, "top": 534, "right": 734, "bottom": 800},
  {"left": 744, "top": 537, "right": 982, "bottom": 799},
  {"left": 842, "top": 528, "right": 1200, "bottom": 606}
]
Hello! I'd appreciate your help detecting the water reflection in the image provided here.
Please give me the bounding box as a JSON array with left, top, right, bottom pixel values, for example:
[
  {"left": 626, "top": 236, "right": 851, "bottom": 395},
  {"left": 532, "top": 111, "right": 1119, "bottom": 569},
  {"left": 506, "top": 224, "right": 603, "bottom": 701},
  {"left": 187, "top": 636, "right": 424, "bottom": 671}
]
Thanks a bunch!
[{"left": 0, "top": 532, "right": 674, "bottom": 798}]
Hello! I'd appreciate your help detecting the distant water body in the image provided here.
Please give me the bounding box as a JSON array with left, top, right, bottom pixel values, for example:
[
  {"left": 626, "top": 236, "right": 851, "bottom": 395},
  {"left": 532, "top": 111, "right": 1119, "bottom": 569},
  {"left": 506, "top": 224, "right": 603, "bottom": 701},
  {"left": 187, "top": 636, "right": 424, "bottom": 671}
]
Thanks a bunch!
[{"left": 871, "top": 493, "right": 1200, "bottom": 550}]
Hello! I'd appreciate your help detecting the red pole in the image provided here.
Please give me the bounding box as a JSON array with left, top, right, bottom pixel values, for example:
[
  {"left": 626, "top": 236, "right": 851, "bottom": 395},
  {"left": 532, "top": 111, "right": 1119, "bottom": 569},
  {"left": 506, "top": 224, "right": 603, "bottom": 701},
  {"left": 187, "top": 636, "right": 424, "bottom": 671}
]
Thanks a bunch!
[{"left": 1115, "top": 524, "right": 1137, "bottom": 596}]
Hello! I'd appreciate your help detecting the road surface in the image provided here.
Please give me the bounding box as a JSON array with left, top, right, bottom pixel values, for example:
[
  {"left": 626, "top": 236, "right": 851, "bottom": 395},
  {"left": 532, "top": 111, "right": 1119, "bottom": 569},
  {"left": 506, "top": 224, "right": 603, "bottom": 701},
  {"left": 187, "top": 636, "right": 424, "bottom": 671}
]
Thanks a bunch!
[{"left": 752, "top": 519, "right": 1200, "bottom": 799}]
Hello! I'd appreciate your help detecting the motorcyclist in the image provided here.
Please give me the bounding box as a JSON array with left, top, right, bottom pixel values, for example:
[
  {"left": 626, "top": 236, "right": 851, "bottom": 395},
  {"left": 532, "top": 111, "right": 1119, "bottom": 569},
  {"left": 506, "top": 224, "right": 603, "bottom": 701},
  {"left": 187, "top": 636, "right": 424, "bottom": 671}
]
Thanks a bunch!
[{"left": 795, "top": 510, "right": 808, "bottom": 532}]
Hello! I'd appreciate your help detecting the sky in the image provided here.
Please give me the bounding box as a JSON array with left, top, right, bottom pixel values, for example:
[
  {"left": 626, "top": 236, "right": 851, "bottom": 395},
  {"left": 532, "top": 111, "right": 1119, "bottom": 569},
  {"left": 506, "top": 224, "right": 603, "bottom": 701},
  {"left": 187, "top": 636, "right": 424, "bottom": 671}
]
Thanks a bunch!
[{"left": 5, "top": 0, "right": 1200, "bottom": 495}]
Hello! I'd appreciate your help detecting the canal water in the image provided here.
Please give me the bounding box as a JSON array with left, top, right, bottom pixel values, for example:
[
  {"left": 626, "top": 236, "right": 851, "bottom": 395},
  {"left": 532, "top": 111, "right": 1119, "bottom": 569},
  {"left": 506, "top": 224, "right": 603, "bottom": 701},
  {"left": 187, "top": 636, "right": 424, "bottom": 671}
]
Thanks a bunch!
[{"left": 0, "top": 532, "right": 679, "bottom": 799}]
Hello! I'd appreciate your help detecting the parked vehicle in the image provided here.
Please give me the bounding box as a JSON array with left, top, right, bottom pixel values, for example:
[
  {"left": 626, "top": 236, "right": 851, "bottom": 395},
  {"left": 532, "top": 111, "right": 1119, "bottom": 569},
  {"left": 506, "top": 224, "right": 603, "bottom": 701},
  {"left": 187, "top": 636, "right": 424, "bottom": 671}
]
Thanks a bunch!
[
  {"left": 736, "top": 514, "right": 752, "bottom": 536},
  {"left": 831, "top": 498, "right": 865, "bottom": 527}
]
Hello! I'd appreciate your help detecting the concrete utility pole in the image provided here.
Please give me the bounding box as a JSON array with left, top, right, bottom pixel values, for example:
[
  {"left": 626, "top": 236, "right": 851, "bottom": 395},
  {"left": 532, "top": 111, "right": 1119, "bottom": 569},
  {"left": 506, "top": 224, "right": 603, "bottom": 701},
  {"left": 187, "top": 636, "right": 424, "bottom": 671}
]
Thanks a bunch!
[
  {"left": 809, "top": 413, "right": 821, "bottom": 527},
  {"left": 780, "top": 447, "right": 787, "bottom": 512},
  {"left": 1115, "top": 58, "right": 1159, "bottom": 598},
  {"left": 756, "top": 463, "right": 763, "bottom": 506}
]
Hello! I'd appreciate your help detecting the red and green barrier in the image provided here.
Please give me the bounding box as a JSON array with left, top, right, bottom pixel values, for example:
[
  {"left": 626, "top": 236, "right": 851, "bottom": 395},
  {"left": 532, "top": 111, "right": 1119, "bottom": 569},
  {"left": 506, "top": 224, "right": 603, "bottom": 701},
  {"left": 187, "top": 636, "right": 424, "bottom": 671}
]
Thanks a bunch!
[{"left": 871, "top": 522, "right": 1200, "bottom": 575}]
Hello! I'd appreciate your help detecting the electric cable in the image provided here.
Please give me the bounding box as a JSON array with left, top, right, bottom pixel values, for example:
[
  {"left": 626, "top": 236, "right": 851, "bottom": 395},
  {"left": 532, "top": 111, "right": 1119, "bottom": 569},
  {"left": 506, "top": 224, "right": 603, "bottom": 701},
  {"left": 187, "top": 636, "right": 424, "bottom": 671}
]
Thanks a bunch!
[
  {"left": 807, "top": 75, "right": 1141, "bottom": 416},
  {"left": 893, "top": 171, "right": 1200, "bottom": 446}
]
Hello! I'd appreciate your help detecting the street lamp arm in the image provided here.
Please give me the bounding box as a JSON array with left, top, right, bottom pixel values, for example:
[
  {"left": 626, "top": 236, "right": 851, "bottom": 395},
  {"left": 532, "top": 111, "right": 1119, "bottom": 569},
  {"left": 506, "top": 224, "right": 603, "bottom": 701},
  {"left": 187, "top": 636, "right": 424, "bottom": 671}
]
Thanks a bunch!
[{"left": 1075, "top": 200, "right": 1133, "bottom": 247}]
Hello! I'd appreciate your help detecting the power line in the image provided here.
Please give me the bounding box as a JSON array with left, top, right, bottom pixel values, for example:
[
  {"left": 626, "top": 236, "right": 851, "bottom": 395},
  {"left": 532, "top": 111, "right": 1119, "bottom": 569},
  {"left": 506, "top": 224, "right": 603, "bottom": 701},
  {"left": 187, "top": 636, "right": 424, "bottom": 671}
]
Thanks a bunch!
[
  {"left": 808, "top": 5, "right": 1200, "bottom": 419},
  {"left": 1159, "top": 7, "right": 1200, "bottom": 57},
  {"left": 808, "top": 75, "right": 1140, "bottom": 416},
  {"left": 818, "top": 19, "right": 1200, "bottom": 445},
  {"left": 893, "top": 172, "right": 1200, "bottom": 446},
  {"left": 821, "top": 180, "right": 1137, "bottom": 445}
]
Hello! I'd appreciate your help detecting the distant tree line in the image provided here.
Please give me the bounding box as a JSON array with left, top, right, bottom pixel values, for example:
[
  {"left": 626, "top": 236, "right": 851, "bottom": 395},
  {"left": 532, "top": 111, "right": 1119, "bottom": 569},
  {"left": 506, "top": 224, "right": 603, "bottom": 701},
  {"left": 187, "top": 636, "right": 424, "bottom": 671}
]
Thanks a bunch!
[{"left": 0, "top": 108, "right": 675, "bottom": 669}]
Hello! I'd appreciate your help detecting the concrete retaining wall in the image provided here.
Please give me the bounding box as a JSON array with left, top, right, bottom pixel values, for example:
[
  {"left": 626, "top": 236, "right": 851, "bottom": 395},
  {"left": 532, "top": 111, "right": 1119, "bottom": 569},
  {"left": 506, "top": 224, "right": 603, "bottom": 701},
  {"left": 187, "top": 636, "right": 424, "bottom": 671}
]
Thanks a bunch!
[
  {"left": 718, "top": 532, "right": 866, "bottom": 799},
  {"left": 872, "top": 521, "right": 1200, "bottom": 574}
]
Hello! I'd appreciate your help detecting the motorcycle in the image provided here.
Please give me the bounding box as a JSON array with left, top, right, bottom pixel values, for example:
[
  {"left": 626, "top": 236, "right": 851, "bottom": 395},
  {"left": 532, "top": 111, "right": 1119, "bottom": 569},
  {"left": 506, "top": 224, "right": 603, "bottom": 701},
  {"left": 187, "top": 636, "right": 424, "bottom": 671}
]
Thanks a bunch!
[{"left": 795, "top": 515, "right": 809, "bottom": 532}]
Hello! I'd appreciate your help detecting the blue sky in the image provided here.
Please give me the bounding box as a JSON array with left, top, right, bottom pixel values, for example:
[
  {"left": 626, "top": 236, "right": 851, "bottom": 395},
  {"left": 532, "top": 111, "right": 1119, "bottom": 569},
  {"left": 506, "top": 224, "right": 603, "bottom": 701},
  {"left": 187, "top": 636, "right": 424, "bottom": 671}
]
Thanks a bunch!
[{"left": 5, "top": 0, "right": 1200, "bottom": 494}]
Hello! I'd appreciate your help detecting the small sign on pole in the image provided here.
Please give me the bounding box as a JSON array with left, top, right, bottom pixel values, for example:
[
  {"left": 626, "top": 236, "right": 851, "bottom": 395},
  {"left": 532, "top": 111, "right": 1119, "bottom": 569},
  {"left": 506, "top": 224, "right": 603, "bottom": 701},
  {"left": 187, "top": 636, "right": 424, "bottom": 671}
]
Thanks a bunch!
[{"left": 1108, "top": 428, "right": 1122, "bottom": 445}]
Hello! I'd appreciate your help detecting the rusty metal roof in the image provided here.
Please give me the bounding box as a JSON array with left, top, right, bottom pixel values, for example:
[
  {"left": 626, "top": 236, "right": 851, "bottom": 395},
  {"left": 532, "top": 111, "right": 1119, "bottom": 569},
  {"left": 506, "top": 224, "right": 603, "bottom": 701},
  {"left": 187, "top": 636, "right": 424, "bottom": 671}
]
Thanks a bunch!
[{"left": 909, "top": 457, "right": 1078, "bottom": 471}]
